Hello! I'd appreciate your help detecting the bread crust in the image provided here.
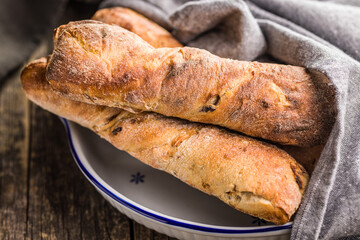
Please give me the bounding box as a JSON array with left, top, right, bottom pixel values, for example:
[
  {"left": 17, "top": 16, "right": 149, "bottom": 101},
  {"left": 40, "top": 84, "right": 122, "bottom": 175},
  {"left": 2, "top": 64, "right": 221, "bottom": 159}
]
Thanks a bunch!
[
  {"left": 46, "top": 20, "right": 336, "bottom": 147},
  {"left": 280, "top": 145, "right": 324, "bottom": 174},
  {"left": 92, "top": 7, "right": 182, "bottom": 48},
  {"left": 91, "top": 10, "right": 323, "bottom": 173},
  {"left": 22, "top": 58, "right": 309, "bottom": 225}
]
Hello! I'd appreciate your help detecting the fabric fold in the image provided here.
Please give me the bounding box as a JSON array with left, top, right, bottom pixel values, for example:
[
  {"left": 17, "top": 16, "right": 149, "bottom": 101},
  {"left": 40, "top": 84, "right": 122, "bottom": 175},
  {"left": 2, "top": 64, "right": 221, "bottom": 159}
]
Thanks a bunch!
[
  {"left": 249, "top": 0, "right": 360, "bottom": 61},
  {"left": 169, "top": 0, "right": 266, "bottom": 60},
  {"left": 0, "top": 0, "right": 67, "bottom": 82}
]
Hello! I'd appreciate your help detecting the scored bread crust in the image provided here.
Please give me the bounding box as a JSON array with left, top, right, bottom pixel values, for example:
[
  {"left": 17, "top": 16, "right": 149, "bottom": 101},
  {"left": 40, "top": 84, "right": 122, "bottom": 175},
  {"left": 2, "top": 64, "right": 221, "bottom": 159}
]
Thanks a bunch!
[
  {"left": 93, "top": 8, "right": 324, "bottom": 173},
  {"left": 92, "top": 7, "right": 182, "bottom": 48},
  {"left": 46, "top": 20, "right": 336, "bottom": 147},
  {"left": 22, "top": 58, "right": 309, "bottom": 225}
]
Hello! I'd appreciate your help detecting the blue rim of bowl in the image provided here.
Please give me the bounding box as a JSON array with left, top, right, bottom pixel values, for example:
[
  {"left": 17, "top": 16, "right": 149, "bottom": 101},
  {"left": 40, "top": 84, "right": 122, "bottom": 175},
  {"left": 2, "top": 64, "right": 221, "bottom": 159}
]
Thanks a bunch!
[{"left": 62, "top": 118, "right": 292, "bottom": 234}]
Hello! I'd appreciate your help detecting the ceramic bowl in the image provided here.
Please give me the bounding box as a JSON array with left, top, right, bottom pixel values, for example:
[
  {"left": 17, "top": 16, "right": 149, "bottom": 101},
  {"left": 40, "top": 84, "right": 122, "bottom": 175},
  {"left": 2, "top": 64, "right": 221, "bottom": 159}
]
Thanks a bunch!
[{"left": 63, "top": 119, "right": 292, "bottom": 240}]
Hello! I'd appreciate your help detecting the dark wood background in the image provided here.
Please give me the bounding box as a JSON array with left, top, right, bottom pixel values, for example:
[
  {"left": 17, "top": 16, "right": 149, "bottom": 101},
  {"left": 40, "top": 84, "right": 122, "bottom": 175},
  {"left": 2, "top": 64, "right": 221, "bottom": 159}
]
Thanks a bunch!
[{"left": 0, "top": 2, "right": 177, "bottom": 239}]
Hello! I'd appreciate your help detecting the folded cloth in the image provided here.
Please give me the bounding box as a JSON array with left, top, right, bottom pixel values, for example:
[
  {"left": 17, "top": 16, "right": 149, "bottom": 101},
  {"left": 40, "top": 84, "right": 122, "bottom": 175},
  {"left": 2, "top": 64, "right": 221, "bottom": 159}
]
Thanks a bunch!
[
  {"left": 99, "top": 0, "right": 360, "bottom": 239},
  {"left": 0, "top": 0, "right": 67, "bottom": 82}
]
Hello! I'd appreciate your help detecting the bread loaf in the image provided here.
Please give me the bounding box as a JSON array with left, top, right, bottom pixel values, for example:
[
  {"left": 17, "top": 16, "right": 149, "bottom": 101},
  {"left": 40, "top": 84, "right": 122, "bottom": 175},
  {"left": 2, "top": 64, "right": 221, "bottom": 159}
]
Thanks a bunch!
[
  {"left": 46, "top": 20, "right": 335, "bottom": 147},
  {"left": 92, "top": 9, "right": 322, "bottom": 174},
  {"left": 22, "top": 58, "right": 308, "bottom": 225},
  {"left": 92, "top": 7, "right": 182, "bottom": 48}
]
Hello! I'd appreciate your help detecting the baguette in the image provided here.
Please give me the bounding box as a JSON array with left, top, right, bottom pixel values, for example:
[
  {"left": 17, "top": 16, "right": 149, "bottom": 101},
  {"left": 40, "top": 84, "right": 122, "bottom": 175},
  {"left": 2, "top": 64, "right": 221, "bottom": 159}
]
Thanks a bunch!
[
  {"left": 22, "top": 58, "right": 308, "bottom": 225},
  {"left": 92, "top": 7, "right": 182, "bottom": 48},
  {"left": 46, "top": 20, "right": 335, "bottom": 147},
  {"left": 92, "top": 9, "right": 322, "bottom": 174}
]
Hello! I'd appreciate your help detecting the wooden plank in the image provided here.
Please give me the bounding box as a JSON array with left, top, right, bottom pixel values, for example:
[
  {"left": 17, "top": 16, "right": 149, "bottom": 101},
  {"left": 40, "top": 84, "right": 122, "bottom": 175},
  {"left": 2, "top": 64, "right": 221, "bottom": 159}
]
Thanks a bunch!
[
  {"left": 0, "top": 61, "right": 29, "bottom": 240},
  {"left": 25, "top": 106, "right": 131, "bottom": 239}
]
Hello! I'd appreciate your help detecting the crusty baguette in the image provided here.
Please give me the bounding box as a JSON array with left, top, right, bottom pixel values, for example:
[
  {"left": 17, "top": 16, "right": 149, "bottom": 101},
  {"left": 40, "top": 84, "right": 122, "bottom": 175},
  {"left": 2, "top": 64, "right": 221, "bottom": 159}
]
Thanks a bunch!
[
  {"left": 70, "top": 10, "right": 323, "bottom": 174},
  {"left": 46, "top": 20, "right": 335, "bottom": 147},
  {"left": 22, "top": 58, "right": 309, "bottom": 225},
  {"left": 91, "top": 9, "right": 322, "bottom": 174},
  {"left": 92, "top": 7, "right": 182, "bottom": 48},
  {"left": 19, "top": 8, "right": 180, "bottom": 133}
]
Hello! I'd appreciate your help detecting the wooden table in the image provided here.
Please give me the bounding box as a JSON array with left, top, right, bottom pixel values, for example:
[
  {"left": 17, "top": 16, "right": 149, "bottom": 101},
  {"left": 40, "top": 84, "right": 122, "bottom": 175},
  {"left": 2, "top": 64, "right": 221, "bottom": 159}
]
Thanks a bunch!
[{"left": 0, "top": 3, "right": 177, "bottom": 239}]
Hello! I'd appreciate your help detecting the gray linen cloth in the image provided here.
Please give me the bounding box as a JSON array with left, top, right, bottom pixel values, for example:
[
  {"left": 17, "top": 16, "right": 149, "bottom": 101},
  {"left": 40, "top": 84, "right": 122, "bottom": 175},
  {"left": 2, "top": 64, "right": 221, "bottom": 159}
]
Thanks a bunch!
[
  {"left": 99, "top": 0, "right": 360, "bottom": 239},
  {"left": 0, "top": 0, "right": 67, "bottom": 82}
]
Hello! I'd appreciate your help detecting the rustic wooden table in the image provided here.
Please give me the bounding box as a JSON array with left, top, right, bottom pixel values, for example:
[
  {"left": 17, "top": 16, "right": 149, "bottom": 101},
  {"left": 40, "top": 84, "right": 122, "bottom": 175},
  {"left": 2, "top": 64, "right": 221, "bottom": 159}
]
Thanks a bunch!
[{"left": 0, "top": 2, "right": 177, "bottom": 239}]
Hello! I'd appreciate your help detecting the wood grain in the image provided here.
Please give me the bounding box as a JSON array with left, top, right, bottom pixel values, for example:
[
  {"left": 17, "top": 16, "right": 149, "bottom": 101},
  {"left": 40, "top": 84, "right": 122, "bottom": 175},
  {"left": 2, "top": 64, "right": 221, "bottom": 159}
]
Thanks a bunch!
[
  {"left": 0, "top": 51, "right": 29, "bottom": 240},
  {"left": 25, "top": 104, "right": 133, "bottom": 240}
]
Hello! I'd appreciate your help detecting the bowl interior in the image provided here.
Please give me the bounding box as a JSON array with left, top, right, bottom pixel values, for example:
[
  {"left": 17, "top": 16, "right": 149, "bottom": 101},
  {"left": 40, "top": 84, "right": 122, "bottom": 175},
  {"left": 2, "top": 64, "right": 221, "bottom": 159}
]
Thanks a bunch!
[{"left": 68, "top": 121, "right": 282, "bottom": 228}]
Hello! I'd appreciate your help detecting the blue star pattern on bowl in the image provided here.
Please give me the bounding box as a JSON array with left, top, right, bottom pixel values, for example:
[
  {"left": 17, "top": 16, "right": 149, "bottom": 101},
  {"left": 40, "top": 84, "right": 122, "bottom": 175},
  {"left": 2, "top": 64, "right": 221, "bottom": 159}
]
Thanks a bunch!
[
  {"left": 251, "top": 216, "right": 269, "bottom": 226},
  {"left": 130, "top": 172, "right": 145, "bottom": 184}
]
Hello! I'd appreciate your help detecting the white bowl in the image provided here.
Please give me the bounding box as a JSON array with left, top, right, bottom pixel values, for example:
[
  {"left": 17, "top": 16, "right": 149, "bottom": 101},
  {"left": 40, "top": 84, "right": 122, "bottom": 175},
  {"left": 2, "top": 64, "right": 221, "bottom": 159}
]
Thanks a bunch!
[{"left": 62, "top": 119, "right": 292, "bottom": 240}]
